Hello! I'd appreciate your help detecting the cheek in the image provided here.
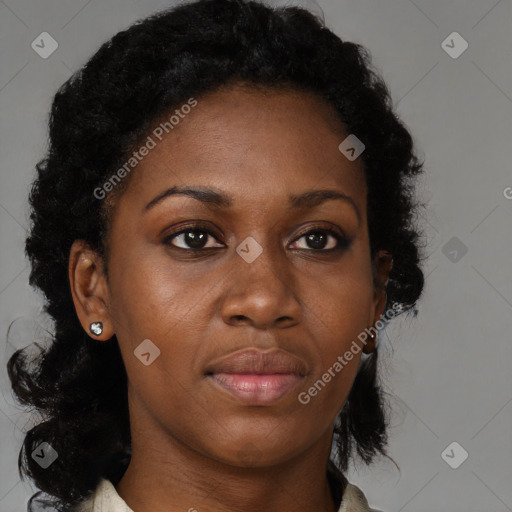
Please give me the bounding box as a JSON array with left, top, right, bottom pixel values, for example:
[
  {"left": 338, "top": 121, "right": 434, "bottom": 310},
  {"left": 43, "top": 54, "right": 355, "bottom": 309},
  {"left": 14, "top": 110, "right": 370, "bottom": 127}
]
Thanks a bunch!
[
  {"left": 297, "top": 261, "right": 373, "bottom": 412},
  {"left": 304, "top": 257, "right": 374, "bottom": 343},
  {"left": 107, "top": 248, "right": 212, "bottom": 393},
  {"left": 108, "top": 246, "right": 210, "bottom": 340}
]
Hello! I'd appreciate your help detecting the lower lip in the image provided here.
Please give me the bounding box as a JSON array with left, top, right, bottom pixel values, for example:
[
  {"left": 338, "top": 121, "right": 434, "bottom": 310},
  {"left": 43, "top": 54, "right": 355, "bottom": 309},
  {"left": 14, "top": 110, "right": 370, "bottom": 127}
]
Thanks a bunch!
[{"left": 207, "top": 373, "right": 303, "bottom": 405}]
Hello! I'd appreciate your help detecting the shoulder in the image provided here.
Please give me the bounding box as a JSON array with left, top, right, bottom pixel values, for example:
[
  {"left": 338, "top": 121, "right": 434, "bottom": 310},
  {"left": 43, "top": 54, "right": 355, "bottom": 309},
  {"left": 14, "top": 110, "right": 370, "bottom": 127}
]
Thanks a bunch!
[
  {"left": 327, "top": 460, "right": 382, "bottom": 512},
  {"left": 75, "top": 478, "right": 134, "bottom": 512},
  {"left": 338, "top": 481, "right": 383, "bottom": 512},
  {"left": 75, "top": 476, "right": 383, "bottom": 512}
]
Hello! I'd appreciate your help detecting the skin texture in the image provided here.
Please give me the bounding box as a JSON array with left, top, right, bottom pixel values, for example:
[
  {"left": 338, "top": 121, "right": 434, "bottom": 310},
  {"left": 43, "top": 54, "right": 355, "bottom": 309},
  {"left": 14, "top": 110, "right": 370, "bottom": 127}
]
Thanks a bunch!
[{"left": 68, "top": 83, "right": 393, "bottom": 512}]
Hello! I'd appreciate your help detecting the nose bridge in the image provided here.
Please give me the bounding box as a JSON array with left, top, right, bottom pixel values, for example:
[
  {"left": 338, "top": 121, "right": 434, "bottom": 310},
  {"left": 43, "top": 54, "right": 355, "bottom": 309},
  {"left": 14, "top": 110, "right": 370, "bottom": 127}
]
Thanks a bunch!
[
  {"left": 236, "top": 231, "right": 289, "bottom": 291},
  {"left": 220, "top": 231, "right": 302, "bottom": 327}
]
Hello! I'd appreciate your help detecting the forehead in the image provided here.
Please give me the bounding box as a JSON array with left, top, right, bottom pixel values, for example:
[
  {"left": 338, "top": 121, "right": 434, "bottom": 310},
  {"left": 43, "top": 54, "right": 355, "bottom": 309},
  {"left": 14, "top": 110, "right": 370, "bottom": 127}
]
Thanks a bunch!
[{"left": 121, "top": 84, "right": 366, "bottom": 209}]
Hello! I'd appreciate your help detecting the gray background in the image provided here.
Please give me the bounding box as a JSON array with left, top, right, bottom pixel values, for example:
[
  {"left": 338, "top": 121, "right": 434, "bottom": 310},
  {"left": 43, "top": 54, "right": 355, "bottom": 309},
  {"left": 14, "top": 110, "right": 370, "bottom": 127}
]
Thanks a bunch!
[{"left": 1, "top": 0, "right": 511, "bottom": 511}]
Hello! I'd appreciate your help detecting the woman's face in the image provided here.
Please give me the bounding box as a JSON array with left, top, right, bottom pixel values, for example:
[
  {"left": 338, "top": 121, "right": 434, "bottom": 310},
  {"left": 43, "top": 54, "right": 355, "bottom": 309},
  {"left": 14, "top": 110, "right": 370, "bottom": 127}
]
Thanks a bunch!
[{"left": 71, "top": 83, "right": 391, "bottom": 468}]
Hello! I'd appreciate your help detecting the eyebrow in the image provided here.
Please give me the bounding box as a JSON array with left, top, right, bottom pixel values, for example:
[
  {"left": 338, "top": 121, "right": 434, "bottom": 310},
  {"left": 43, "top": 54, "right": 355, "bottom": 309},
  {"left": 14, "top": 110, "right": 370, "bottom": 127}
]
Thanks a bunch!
[{"left": 144, "top": 185, "right": 361, "bottom": 225}]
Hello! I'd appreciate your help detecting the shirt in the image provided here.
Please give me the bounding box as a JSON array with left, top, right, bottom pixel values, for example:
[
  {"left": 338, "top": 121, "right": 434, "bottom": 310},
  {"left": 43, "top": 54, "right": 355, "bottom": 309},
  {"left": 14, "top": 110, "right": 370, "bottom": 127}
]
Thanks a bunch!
[{"left": 75, "top": 474, "right": 380, "bottom": 512}]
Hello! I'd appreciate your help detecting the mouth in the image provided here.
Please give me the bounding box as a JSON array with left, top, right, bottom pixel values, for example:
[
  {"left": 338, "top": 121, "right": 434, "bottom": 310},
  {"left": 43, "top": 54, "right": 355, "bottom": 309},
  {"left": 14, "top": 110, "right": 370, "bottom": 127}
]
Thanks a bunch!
[
  {"left": 205, "top": 372, "right": 304, "bottom": 406},
  {"left": 203, "top": 347, "right": 308, "bottom": 405}
]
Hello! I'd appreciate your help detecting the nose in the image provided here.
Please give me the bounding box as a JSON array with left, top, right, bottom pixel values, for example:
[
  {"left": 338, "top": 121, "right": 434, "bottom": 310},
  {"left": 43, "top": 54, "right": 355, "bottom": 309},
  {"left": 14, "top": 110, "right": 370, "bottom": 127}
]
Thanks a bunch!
[{"left": 220, "top": 240, "right": 302, "bottom": 330}]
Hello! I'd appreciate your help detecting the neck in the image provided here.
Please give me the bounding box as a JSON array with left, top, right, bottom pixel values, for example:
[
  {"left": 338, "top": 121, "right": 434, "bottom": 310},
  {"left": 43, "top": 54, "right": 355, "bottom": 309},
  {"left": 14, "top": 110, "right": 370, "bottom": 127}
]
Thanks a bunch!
[{"left": 115, "top": 427, "right": 339, "bottom": 512}]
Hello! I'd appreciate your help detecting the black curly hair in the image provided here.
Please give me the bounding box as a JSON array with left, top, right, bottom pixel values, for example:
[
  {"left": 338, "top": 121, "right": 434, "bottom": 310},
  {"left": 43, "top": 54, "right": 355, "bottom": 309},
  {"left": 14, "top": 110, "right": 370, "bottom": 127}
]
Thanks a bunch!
[{"left": 6, "top": 0, "right": 426, "bottom": 510}]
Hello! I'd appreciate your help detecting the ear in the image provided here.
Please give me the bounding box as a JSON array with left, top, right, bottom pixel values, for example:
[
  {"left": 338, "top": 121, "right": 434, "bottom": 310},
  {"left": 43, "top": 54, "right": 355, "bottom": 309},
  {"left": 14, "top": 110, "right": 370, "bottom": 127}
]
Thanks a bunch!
[
  {"left": 68, "top": 239, "right": 114, "bottom": 341},
  {"left": 363, "top": 249, "right": 393, "bottom": 354}
]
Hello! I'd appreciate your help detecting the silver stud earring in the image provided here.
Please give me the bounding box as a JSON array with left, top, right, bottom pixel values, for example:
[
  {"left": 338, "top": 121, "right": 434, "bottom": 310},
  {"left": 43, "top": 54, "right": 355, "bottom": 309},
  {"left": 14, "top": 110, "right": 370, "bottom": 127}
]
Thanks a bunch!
[{"left": 89, "top": 322, "right": 103, "bottom": 336}]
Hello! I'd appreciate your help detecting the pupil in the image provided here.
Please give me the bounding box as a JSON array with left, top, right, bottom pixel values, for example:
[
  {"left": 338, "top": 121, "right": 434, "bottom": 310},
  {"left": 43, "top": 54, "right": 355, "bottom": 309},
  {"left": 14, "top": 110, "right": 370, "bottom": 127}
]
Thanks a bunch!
[
  {"left": 185, "top": 231, "right": 206, "bottom": 248},
  {"left": 307, "top": 232, "right": 326, "bottom": 249}
]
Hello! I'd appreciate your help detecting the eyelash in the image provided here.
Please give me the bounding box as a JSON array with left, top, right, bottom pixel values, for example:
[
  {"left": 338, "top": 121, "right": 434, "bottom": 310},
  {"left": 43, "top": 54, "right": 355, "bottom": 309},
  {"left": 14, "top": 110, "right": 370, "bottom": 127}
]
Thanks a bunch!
[{"left": 161, "top": 223, "right": 352, "bottom": 253}]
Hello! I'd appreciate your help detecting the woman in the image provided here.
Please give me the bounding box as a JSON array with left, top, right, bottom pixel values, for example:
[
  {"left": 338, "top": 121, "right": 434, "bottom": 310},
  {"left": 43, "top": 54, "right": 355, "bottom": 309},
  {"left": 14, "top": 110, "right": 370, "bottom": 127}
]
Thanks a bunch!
[{"left": 7, "top": 1, "right": 425, "bottom": 511}]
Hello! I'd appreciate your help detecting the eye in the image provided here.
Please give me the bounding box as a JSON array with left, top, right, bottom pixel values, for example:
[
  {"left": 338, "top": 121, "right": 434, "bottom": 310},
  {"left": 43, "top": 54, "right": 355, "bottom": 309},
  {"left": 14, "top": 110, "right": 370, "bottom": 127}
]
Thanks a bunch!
[
  {"left": 289, "top": 227, "right": 351, "bottom": 251},
  {"left": 162, "top": 224, "right": 224, "bottom": 251},
  {"left": 161, "top": 224, "right": 352, "bottom": 253}
]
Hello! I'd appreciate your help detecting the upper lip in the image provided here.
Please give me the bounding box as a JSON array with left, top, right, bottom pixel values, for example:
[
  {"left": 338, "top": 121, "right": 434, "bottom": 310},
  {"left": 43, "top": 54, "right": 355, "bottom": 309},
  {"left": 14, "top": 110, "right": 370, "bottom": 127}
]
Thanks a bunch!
[{"left": 204, "top": 348, "right": 307, "bottom": 376}]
